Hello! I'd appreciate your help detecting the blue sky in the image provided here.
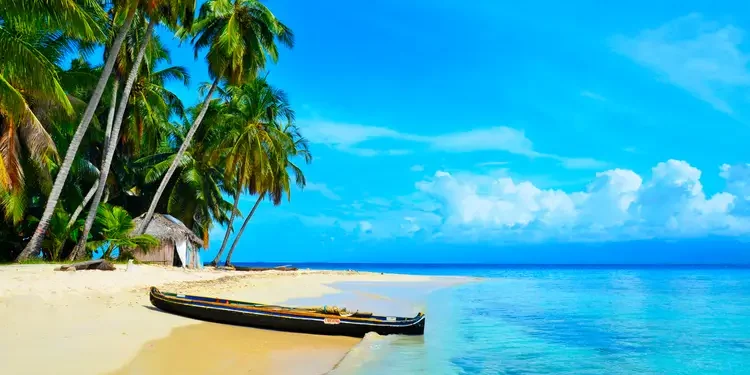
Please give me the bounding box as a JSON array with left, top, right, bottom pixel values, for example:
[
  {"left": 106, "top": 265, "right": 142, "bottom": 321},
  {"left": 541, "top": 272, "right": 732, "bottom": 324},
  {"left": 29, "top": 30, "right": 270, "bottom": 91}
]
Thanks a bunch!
[{"left": 154, "top": 0, "right": 750, "bottom": 263}]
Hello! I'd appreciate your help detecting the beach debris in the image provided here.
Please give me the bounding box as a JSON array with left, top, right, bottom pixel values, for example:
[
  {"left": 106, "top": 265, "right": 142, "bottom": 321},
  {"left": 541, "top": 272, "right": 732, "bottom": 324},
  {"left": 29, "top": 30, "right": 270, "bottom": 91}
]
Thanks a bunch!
[
  {"left": 232, "top": 265, "right": 299, "bottom": 272},
  {"left": 126, "top": 259, "right": 135, "bottom": 272},
  {"left": 298, "top": 305, "right": 373, "bottom": 317},
  {"left": 55, "top": 259, "right": 116, "bottom": 272}
]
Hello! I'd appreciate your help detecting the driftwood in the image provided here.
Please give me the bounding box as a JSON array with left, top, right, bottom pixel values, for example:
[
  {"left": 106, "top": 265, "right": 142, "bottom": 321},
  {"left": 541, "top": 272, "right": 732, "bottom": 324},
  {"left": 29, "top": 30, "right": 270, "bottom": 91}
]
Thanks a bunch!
[
  {"left": 232, "top": 265, "right": 298, "bottom": 272},
  {"left": 55, "top": 259, "right": 116, "bottom": 271}
]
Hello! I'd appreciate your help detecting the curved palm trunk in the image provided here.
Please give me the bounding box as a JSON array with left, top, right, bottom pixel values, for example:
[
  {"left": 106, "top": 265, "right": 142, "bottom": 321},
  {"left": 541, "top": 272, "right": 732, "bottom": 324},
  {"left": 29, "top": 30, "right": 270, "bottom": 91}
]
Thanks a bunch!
[
  {"left": 15, "top": 8, "right": 137, "bottom": 262},
  {"left": 65, "top": 179, "right": 99, "bottom": 230},
  {"left": 211, "top": 188, "right": 241, "bottom": 266},
  {"left": 102, "top": 79, "right": 120, "bottom": 156},
  {"left": 68, "top": 19, "right": 157, "bottom": 261},
  {"left": 224, "top": 194, "right": 263, "bottom": 267},
  {"left": 64, "top": 79, "right": 118, "bottom": 231},
  {"left": 135, "top": 76, "right": 222, "bottom": 235}
]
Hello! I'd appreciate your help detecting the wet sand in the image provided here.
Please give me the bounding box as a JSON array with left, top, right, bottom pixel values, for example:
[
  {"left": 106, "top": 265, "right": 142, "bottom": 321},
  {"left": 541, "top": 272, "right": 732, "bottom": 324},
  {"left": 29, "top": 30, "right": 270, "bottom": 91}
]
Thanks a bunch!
[{"left": 110, "top": 322, "right": 359, "bottom": 375}]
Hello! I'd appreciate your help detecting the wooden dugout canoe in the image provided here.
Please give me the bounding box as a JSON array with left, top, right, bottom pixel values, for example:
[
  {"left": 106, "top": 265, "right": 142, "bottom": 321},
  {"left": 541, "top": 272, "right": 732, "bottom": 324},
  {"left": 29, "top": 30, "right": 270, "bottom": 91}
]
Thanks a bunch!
[{"left": 149, "top": 287, "right": 426, "bottom": 338}]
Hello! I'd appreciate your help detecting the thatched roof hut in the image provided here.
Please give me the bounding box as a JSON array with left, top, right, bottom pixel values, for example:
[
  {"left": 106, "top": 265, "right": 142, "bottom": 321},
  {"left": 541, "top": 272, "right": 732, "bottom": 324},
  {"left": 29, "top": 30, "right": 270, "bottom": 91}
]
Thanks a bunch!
[{"left": 130, "top": 213, "right": 204, "bottom": 267}]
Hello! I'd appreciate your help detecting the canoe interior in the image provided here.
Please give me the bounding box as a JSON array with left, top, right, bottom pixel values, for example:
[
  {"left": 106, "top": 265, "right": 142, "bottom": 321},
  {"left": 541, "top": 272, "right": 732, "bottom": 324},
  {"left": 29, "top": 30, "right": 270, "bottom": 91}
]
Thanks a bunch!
[
  {"left": 153, "top": 287, "right": 421, "bottom": 322},
  {"left": 148, "top": 287, "right": 426, "bottom": 337}
]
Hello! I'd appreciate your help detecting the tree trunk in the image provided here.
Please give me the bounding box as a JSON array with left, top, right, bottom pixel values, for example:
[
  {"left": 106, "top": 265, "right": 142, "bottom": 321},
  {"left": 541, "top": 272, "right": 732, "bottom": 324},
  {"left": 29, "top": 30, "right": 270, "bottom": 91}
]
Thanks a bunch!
[
  {"left": 66, "top": 179, "right": 98, "bottom": 230},
  {"left": 16, "top": 7, "right": 137, "bottom": 262},
  {"left": 211, "top": 188, "right": 241, "bottom": 266},
  {"left": 224, "top": 194, "right": 263, "bottom": 267},
  {"left": 68, "top": 19, "right": 157, "bottom": 261},
  {"left": 135, "top": 76, "right": 222, "bottom": 235},
  {"left": 64, "top": 79, "right": 118, "bottom": 231},
  {"left": 101, "top": 242, "right": 115, "bottom": 259},
  {"left": 102, "top": 79, "right": 120, "bottom": 157}
]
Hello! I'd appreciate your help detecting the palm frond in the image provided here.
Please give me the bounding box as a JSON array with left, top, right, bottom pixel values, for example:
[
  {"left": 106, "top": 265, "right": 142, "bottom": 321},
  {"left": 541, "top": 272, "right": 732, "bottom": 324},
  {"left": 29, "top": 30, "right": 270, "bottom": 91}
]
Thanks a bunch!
[
  {"left": 152, "top": 66, "right": 190, "bottom": 85},
  {"left": 2, "top": 0, "right": 109, "bottom": 42},
  {"left": 0, "top": 26, "right": 73, "bottom": 114}
]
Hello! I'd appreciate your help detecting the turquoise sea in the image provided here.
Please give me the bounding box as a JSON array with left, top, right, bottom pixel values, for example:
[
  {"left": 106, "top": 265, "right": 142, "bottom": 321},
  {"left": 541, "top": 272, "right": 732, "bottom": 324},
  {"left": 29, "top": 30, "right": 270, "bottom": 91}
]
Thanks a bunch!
[{"left": 239, "top": 264, "right": 750, "bottom": 374}]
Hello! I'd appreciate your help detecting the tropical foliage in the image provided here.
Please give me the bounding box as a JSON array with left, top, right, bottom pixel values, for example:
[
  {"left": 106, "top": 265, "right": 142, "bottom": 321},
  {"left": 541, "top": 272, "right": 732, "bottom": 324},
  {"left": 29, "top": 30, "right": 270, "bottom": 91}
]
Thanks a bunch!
[{"left": 1, "top": 0, "right": 310, "bottom": 264}]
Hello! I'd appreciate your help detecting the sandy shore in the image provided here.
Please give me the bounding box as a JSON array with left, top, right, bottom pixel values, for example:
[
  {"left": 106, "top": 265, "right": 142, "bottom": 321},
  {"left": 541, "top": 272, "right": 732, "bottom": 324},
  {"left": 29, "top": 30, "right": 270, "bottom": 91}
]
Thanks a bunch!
[{"left": 0, "top": 264, "right": 453, "bottom": 375}]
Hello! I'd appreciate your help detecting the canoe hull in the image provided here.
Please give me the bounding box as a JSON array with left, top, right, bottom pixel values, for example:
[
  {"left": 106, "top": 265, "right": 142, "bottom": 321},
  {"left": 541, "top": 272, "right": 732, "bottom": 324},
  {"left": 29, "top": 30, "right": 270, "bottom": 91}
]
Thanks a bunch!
[{"left": 149, "top": 288, "right": 425, "bottom": 338}]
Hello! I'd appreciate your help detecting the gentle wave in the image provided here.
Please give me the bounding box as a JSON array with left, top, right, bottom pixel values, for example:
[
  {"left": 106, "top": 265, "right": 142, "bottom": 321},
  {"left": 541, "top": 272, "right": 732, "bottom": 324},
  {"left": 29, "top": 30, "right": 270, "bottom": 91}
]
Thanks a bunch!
[{"left": 326, "top": 332, "right": 401, "bottom": 374}]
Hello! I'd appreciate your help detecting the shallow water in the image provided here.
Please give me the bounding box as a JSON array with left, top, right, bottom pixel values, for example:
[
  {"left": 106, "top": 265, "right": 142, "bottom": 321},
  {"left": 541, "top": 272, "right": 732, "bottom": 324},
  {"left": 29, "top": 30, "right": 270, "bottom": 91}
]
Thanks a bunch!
[{"left": 320, "top": 267, "right": 750, "bottom": 375}]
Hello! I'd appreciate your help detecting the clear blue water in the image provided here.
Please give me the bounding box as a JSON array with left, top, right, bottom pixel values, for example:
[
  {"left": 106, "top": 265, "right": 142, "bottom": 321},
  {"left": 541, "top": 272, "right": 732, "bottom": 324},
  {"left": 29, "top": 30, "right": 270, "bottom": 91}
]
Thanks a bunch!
[{"left": 235, "top": 263, "right": 750, "bottom": 374}]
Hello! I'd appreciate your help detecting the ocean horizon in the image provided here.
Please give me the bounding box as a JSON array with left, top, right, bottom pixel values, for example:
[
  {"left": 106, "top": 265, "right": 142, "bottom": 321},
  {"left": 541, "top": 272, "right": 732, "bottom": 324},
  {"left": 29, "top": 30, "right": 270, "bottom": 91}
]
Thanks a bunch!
[
  {"left": 228, "top": 263, "right": 750, "bottom": 374},
  {"left": 228, "top": 262, "right": 750, "bottom": 272}
]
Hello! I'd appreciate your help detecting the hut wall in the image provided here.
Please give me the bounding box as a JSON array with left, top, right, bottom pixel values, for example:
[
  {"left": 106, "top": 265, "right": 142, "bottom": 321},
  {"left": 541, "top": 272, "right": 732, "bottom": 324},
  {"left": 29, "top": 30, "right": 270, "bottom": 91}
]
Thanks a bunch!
[{"left": 133, "top": 241, "right": 175, "bottom": 265}]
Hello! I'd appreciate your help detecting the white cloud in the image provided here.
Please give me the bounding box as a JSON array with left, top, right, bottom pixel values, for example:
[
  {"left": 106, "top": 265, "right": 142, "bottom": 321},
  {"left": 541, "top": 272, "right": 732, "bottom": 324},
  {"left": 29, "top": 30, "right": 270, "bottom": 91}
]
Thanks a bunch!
[
  {"left": 359, "top": 221, "right": 373, "bottom": 232},
  {"left": 295, "top": 159, "right": 750, "bottom": 243},
  {"left": 581, "top": 90, "right": 607, "bottom": 101},
  {"left": 294, "top": 213, "right": 361, "bottom": 233},
  {"left": 364, "top": 197, "right": 392, "bottom": 207},
  {"left": 557, "top": 157, "right": 609, "bottom": 169},
  {"left": 305, "top": 182, "right": 341, "bottom": 200},
  {"left": 410, "top": 165, "right": 425, "bottom": 172},
  {"left": 426, "top": 127, "right": 540, "bottom": 156},
  {"left": 719, "top": 163, "right": 750, "bottom": 215},
  {"left": 411, "top": 159, "right": 750, "bottom": 242},
  {"left": 301, "top": 122, "right": 415, "bottom": 157},
  {"left": 477, "top": 161, "right": 510, "bottom": 167},
  {"left": 612, "top": 13, "right": 750, "bottom": 114},
  {"left": 302, "top": 120, "right": 606, "bottom": 169}
]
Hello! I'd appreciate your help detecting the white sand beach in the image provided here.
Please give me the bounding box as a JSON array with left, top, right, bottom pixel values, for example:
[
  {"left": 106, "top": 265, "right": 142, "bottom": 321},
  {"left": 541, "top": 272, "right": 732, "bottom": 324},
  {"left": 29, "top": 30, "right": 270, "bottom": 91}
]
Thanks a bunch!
[{"left": 0, "top": 264, "right": 449, "bottom": 375}]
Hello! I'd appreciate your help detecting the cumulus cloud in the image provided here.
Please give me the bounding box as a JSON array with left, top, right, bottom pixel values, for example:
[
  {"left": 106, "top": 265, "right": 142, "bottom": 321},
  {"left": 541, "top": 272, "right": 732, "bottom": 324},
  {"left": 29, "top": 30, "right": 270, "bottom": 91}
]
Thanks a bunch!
[
  {"left": 413, "top": 159, "right": 750, "bottom": 242},
  {"left": 720, "top": 163, "right": 750, "bottom": 215},
  {"left": 295, "top": 159, "right": 750, "bottom": 243}
]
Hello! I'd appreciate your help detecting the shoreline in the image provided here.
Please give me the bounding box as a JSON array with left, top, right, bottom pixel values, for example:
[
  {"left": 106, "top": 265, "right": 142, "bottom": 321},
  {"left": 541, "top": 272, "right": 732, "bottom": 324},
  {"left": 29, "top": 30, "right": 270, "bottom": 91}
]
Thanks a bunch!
[{"left": 0, "top": 264, "right": 468, "bottom": 375}]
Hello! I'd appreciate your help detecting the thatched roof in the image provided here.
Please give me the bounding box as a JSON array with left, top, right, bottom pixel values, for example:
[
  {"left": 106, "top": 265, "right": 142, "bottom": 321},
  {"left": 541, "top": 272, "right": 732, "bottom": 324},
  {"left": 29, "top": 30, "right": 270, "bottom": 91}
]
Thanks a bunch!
[{"left": 131, "top": 213, "right": 204, "bottom": 249}]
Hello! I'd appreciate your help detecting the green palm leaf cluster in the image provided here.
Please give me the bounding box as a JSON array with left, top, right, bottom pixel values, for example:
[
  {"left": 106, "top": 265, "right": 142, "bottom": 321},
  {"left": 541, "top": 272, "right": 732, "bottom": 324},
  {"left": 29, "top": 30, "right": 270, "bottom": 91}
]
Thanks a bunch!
[{"left": 1, "top": 0, "right": 312, "bottom": 264}]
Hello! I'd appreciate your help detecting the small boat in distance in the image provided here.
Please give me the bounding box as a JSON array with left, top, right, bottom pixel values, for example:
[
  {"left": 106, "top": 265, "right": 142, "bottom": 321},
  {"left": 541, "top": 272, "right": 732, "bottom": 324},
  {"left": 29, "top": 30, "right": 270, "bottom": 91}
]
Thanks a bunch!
[{"left": 148, "top": 287, "right": 426, "bottom": 337}]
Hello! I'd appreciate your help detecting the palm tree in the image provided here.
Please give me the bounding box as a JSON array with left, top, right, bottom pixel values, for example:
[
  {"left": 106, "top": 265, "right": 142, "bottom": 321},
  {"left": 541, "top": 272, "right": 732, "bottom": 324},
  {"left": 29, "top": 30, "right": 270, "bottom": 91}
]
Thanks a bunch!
[
  {"left": 135, "top": 0, "right": 294, "bottom": 235},
  {"left": 210, "top": 78, "right": 293, "bottom": 265},
  {"left": 68, "top": 16, "right": 156, "bottom": 260},
  {"left": 137, "top": 100, "right": 232, "bottom": 250},
  {"left": 0, "top": 33, "right": 101, "bottom": 258},
  {"left": 0, "top": 22, "right": 76, "bottom": 192},
  {"left": 121, "top": 36, "right": 189, "bottom": 157},
  {"left": 223, "top": 121, "right": 311, "bottom": 266},
  {"left": 1, "top": 0, "right": 311, "bottom": 264},
  {"left": 0, "top": 27, "right": 73, "bottom": 216},
  {"left": 16, "top": 2, "right": 139, "bottom": 261},
  {"left": 60, "top": 59, "right": 117, "bottom": 233},
  {"left": 69, "top": 1, "right": 196, "bottom": 260},
  {"left": 210, "top": 182, "right": 241, "bottom": 266},
  {"left": 40, "top": 208, "right": 73, "bottom": 261},
  {"left": 3, "top": 0, "right": 108, "bottom": 43},
  {"left": 89, "top": 204, "right": 157, "bottom": 259}
]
